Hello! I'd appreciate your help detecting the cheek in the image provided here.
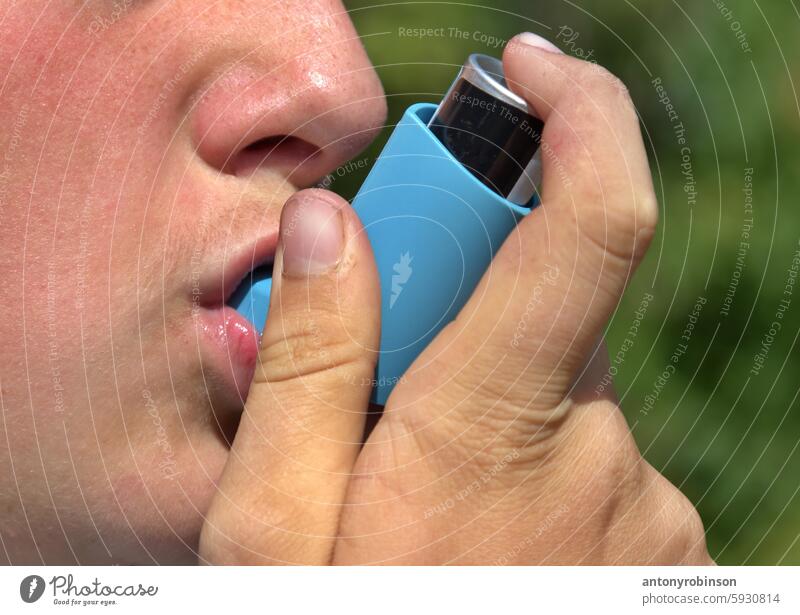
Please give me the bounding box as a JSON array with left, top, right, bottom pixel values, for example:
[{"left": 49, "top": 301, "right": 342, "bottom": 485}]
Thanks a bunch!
[
  {"left": 0, "top": 11, "right": 158, "bottom": 285},
  {"left": 0, "top": 9, "right": 205, "bottom": 469},
  {"left": 0, "top": 11, "right": 196, "bottom": 331},
  {"left": 0, "top": 2, "right": 255, "bottom": 559}
]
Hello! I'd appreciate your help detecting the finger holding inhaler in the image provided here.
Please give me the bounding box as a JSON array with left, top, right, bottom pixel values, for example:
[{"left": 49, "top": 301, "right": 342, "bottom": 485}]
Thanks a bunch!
[{"left": 231, "top": 53, "right": 543, "bottom": 405}]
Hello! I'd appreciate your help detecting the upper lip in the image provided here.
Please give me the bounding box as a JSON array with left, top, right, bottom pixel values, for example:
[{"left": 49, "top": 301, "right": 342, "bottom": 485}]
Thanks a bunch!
[{"left": 196, "top": 231, "right": 279, "bottom": 308}]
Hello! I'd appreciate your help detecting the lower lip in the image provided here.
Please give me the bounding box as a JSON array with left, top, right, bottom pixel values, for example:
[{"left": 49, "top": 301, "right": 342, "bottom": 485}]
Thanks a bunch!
[{"left": 195, "top": 306, "right": 260, "bottom": 403}]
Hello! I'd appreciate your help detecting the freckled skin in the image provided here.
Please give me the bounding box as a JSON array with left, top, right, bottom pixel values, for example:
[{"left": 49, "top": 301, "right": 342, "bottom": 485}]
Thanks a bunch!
[
  {"left": 0, "top": 0, "right": 386, "bottom": 564},
  {"left": 1, "top": 5, "right": 711, "bottom": 567}
]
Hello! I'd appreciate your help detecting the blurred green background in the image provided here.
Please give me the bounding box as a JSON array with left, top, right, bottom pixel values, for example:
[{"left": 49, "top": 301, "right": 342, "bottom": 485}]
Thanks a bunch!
[{"left": 339, "top": 0, "right": 800, "bottom": 565}]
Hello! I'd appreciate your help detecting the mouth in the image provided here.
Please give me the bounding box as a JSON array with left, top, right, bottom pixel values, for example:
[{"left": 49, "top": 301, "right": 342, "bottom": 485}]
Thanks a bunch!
[
  {"left": 197, "top": 233, "right": 277, "bottom": 308},
  {"left": 193, "top": 233, "right": 278, "bottom": 412}
]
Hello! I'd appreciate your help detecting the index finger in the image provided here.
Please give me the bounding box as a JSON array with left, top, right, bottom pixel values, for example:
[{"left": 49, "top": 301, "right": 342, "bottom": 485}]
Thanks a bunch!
[{"left": 393, "top": 35, "right": 658, "bottom": 418}]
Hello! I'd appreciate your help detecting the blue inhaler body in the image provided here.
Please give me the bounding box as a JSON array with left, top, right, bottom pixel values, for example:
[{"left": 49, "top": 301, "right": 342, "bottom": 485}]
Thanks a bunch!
[{"left": 231, "top": 54, "right": 543, "bottom": 405}]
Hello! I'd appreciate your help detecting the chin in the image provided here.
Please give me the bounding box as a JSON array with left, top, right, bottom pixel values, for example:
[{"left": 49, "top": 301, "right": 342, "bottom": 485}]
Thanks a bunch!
[{"left": 95, "top": 428, "right": 229, "bottom": 565}]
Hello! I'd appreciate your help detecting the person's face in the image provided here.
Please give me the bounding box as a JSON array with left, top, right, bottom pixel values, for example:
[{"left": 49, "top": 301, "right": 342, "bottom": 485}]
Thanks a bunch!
[{"left": 0, "top": 0, "right": 386, "bottom": 564}]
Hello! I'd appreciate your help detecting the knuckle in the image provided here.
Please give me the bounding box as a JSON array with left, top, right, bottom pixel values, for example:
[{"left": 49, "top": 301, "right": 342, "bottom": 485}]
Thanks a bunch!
[
  {"left": 570, "top": 419, "right": 663, "bottom": 563},
  {"left": 656, "top": 478, "right": 712, "bottom": 564},
  {"left": 584, "top": 410, "right": 646, "bottom": 501},
  {"left": 579, "top": 203, "right": 657, "bottom": 266},
  {"left": 587, "top": 64, "right": 633, "bottom": 105},
  {"left": 428, "top": 370, "right": 576, "bottom": 469},
  {"left": 256, "top": 309, "right": 373, "bottom": 384},
  {"left": 601, "top": 463, "right": 711, "bottom": 564},
  {"left": 637, "top": 190, "right": 660, "bottom": 235},
  {"left": 555, "top": 400, "right": 647, "bottom": 502}
]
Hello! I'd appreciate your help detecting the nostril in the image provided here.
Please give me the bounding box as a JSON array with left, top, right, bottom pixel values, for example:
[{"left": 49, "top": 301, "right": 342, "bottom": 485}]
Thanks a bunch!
[{"left": 225, "top": 135, "right": 321, "bottom": 178}]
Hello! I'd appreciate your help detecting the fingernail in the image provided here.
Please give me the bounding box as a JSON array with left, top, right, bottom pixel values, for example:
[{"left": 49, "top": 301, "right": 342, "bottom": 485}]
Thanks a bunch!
[
  {"left": 280, "top": 192, "right": 344, "bottom": 277},
  {"left": 516, "top": 32, "right": 564, "bottom": 54}
]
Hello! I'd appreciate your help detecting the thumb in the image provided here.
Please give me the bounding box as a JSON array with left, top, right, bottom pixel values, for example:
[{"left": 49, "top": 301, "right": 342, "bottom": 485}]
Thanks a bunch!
[{"left": 200, "top": 189, "right": 380, "bottom": 564}]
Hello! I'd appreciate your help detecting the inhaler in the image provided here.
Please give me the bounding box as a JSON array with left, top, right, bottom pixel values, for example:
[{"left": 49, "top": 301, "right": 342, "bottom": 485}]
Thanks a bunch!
[{"left": 230, "top": 54, "right": 543, "bottom": 404}]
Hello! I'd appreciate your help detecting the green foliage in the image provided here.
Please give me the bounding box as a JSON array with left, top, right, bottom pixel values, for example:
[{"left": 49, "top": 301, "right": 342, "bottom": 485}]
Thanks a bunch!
[{"left": 341, "top": 0, "right": 800, "bottom": 564}]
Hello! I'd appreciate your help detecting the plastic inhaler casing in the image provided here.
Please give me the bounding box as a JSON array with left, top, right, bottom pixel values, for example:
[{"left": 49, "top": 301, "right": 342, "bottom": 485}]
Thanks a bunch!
[
  {"left": 352, "top": 102, "right": 531, "bottom": 404},
  {"left": 228, "top": 265, "right": 272, "bottom": 341},
  {"left": 231, "top": 54, "right": 541, "bottom": 405}
]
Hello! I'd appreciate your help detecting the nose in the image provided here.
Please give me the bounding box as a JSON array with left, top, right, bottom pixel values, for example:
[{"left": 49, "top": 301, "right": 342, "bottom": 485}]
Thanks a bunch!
[{"left": 190, "top": 11, "right": 387, "bottom": 187}]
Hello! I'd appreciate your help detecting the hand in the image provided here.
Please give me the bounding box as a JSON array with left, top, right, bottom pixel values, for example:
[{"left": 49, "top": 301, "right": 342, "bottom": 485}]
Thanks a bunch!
[{"left": 198, "top": 34, "right": 713, "bottom": 565}]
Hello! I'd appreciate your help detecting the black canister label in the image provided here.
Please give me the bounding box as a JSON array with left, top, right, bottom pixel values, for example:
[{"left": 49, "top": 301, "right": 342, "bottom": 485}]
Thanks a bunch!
[{"left": 429, "top": 76, "right": 543, "bottom": 202}]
